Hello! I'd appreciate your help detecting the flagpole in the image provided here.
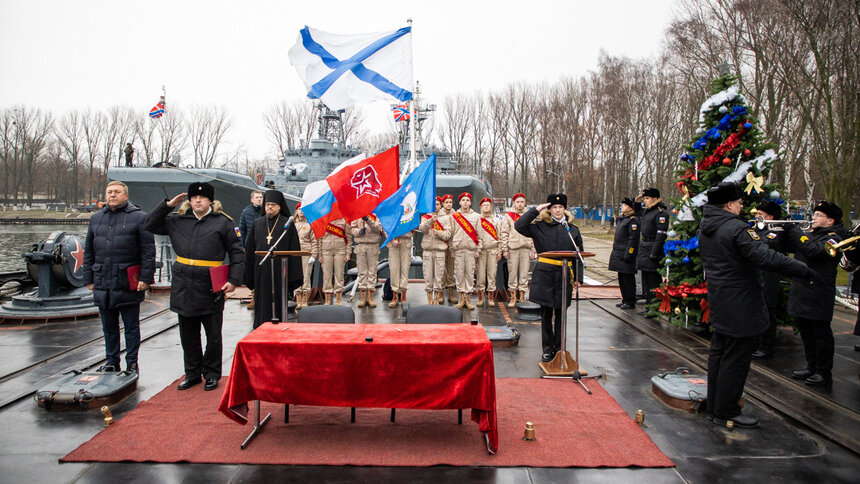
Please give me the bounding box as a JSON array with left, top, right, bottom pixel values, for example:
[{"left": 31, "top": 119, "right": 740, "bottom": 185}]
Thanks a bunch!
[{"left": 407, "top": 18, "right": 417, "bottom": 176}]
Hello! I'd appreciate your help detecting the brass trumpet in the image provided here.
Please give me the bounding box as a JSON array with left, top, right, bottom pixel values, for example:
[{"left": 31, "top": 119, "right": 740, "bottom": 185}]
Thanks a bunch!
[
  {"left": 825, "top": 234, "right": 860, "bottom": 257},
  {"left": 750, "top": 218, "right": 812, "bottom": 231}
]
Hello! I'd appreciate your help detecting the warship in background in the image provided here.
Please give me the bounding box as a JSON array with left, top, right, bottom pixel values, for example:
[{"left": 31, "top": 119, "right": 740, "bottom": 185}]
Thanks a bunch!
[{"left": 110, "top": 93, "right": 491, "bottom": 219}]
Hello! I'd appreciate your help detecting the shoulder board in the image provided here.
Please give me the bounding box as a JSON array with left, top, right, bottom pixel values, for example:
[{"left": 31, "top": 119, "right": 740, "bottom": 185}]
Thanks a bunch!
[
  {"left": 746, "top": 229, "right": 760, "bottom": 241},
  {"left": 216, "top": 212, "right": 234, "bottom": 221}
]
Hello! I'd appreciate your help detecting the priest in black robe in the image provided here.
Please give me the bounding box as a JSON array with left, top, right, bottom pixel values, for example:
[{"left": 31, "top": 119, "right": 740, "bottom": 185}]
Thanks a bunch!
[{"left": 244, "top": 190, "right": 302, "bottom": 328}]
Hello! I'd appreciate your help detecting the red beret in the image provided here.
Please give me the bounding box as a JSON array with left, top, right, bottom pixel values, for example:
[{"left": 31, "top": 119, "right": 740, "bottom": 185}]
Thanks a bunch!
[
  {"left": 295, "top": 202, "right": 302, "bottom": 209},
  {"left": 441, "top": 194, "right": 453, "bottom": 202},
  {"left": 435, "top": 196, "right": 443, "bottom": 202},
  {"left": 480, "top": 197, "right": 492, "bottom": 206},
  {"left": 458, "top": 192, "right": 472, "bottom": 201},
  {"left": 512, "top": 193, "right": 526, "bottom": 201}
]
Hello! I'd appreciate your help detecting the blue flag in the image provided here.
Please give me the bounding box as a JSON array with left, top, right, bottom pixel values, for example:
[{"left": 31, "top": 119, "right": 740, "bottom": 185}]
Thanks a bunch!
[{"left": 376, "top": 154, "right": 436, "bottom": 248}]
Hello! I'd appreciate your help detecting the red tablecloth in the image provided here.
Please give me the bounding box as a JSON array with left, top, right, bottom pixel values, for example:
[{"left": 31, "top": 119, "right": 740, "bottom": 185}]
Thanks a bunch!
[{"left": 218, "top": 323, "right": 498, "bottom": 451}]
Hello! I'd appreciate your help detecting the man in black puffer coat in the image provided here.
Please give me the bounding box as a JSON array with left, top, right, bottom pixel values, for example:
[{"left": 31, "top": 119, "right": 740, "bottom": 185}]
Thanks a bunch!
[
  {"left": 783, "top": 200, "right": 848, "bottom": 387},
  {"left": 608, "top": 197, "right": 640, "bottom": 309},
  {"left": 699, "top": 182, "right": 816, "bottom": 429},
  {"left": 83, "top": 181, "right": 156, "bottom": 374}
]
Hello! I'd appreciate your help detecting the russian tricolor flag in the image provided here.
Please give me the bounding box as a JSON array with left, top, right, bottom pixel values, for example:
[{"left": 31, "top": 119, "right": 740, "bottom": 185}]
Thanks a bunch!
[{"left": 300, "top": 179, "right": 344, "bottom": 238}]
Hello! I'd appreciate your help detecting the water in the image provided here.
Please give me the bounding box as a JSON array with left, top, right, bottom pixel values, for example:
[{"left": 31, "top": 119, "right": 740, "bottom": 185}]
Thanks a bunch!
[{"left": 0, "top": 225, "right": 87, "bottom": 273}]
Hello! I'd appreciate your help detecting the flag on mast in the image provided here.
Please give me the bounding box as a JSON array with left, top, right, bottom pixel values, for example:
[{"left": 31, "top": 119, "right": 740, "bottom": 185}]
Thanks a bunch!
[
  {"left": 392, "top": 104, "right": 410, "bottom": 122},
  {"left": 376, "top": 154, "right": 436, "bottom": 248},
  {"left": 149, "top": 102, "right": 165, "bottom": 119},
  {"left": 288, "top": 25, "right": 413, "bottom": 110}
]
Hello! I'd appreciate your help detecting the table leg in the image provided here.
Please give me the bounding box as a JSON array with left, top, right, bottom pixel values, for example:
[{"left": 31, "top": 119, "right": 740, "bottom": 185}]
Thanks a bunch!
[{"left": 240, "top": 400, "right": 272, "bottom": 450}]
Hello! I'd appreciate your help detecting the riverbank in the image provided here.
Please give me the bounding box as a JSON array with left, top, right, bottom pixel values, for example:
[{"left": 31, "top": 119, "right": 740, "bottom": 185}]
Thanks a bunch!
[{"left": 0, "top": 210, "right": 92, "bottom": 224}]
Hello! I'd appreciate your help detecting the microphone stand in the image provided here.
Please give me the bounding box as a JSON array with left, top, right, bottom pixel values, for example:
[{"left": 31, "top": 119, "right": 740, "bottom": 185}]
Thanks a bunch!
[
  {"left": 259, "top": 216, "right": 295, "bottom": 323},
  {"left": 558, "top": 218, "right": 602, "bottom": 394}
]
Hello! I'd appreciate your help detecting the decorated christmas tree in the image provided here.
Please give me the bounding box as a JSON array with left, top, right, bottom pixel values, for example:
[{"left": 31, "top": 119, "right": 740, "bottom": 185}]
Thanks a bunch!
[{"left": 649, "top": 74, "right": 788, "bottom": 327}]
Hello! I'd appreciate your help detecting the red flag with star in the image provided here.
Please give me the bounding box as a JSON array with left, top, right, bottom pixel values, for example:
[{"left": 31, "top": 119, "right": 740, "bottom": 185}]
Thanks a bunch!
[{"left": 325, "top": 146, "right": 400, "bottom": 222}]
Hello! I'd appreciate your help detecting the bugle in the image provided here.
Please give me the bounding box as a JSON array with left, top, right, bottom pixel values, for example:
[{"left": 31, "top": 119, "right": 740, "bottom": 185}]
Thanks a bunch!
[
  {"left": 749, "top": 218, "right": 812, "bottom": 231},
  {"left": 825, "top": 234, "right": 860, "bottom": 257}
]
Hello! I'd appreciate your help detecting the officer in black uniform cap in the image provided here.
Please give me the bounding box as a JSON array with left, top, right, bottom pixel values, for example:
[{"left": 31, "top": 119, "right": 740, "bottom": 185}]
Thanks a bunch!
[
  {"left": 699, "top": 182, "right": 815, "bottom": 428},
  {"left": 635, "top": 187, "right": 669, "bottom": 317},
  {"left": 750, "top": 199, "right": 787, "bottom": 359},
  {"left": 146, "top": 182, "right": 244, "bottom": 392},
  {"left": 609, "top": 197, "right": 640, "bottom": 309},
  {"left": 514, "top": 193, "right": 584, "bottom": 362},
  {"left": 783, "top": 200, "right": 848, "bottom": 386}
]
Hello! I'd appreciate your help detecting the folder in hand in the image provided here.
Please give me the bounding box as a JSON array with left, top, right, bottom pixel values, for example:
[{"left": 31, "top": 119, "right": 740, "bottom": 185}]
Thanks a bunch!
[
  {"left": 209, "top": 264, "right": 230, "bottom": 293},
  {"left": 126, "top": 265, "right": 141, "bottom": 291}
]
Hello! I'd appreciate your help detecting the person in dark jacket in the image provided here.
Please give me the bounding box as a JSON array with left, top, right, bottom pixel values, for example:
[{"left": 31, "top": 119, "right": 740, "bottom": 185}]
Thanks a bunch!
[
  {"left": 751, "top": 200, "right": 787, "bottom": 359},
  {"left": 83, "top": 181, "right": 155, "bottom": 374},
  {"left": 783, "top": 201, "right": 847, "bottom": 386},
  {"left": 635, "top": 188, "right": 669, "bottom": 317},
  {"left": 238, "top": 190, "right": 263, "bottom": 247},
  {"left": 244, "top": 190, "right": 302, "bottom": 328},
  {"left": 841, "top": 228, "right": 860, "bottom": 352},
  {"left": 515, "top": 193, "right": 584, "bottom": 363},
  {"left": 699, "top": 182, "right": 815, "bottom": 429},
  {"left": 145, "top": 182, "right": 244, "bottom": 392},
  {"left": 609, "top": 197, "right": 640, "bottom": 309}
]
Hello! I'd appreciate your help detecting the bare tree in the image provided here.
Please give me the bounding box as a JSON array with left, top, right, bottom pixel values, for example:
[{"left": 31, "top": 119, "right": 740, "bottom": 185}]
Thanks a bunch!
[
  {"left": 187, "top": 104, "right": 233, "bottom": 168},
  {"left": 82, "top": 109, "right": 104, "bottom": 201},
  {"left": 56, "top": 110, "right": 84, "bottom": 204}
]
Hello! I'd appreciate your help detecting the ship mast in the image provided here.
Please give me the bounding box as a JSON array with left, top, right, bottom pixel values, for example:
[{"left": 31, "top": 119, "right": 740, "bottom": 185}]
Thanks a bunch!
[{"left": 406, "top": 18, "right": 417, "bottom": 176}]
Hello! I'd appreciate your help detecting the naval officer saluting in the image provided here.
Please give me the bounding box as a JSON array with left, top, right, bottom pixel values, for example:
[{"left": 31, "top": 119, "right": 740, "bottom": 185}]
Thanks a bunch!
[{"left": 146, "top": 182, "right": 244, "bottom": 392}]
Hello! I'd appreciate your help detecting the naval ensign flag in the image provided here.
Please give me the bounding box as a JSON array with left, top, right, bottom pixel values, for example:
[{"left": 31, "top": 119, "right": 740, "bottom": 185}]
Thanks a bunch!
[{"left": 288, "top": 26, "right": 413, "bottom": 110}]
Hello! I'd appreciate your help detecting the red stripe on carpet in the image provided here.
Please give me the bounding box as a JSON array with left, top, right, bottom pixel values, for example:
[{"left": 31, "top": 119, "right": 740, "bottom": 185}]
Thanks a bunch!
[{"left": 62, "top": 378, "right": 673, "bottom": 468}]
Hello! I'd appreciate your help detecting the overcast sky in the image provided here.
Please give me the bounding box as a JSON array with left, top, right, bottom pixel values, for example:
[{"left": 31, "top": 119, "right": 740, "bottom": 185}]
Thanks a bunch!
[{"left": 0, "top": 0, "right": 678, "bottom": 161}]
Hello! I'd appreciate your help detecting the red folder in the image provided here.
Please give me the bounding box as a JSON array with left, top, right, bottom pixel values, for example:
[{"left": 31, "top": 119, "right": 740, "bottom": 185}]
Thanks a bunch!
[
  {"left": 126, "top": 265, "right": 141, "bottom": 291},
  {"left": 209, "top": 265, "right": 230, "bottom": 293}
]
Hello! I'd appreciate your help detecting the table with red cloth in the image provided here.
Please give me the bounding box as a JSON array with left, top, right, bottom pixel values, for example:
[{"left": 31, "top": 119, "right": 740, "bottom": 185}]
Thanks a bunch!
[{"left": 218, "top": 323, "right": 499, "bottom": 452}]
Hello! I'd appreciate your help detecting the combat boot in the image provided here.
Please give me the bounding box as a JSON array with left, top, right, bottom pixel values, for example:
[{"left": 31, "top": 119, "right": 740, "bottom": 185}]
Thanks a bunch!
[
  {"left": 488, "top": 291, "right": 495, "bottom": 307},
  {"left": 295, "top": 293, "right": 303, "bottom": 310},
  {"left": 477, "top": 291, "right": 484, "bottom": 306},
  {"left": 324, "top": 293, "right": 332, "bottom": 305},
  {"left": 435, "top": 291, "right": 444, "bottom": 305},
  {"left": 507, "top": 291, "right": 517, "bottom": 307},
  {"left": 248, "top": 290, "right": 255, "bottom": 310},
  {"left": 464, "top": 293, "right": 475, "bottom": 310},
  {"left": 455, "top": 293, "right": 465, "bottom": 309},
  {"left": 335, "top": 292, "right": 342, "bottom": 305},
  {"left": 519, "top": 291, "right": 526, "bottom": 304},
  {"left": 426, "top": 290, "right": 433, "bottom": 305},
  {"left": 367, "top": 290, "right": 377, "bottom": 308},
  {"left": 357, "top": 290, "right": 367, "bottom": 308},
  {"left": 389, "top": 292, "right": 400, "bottom": 308},
  {"left": 448, "top": 287, "right": 458, "bottom": 304}
]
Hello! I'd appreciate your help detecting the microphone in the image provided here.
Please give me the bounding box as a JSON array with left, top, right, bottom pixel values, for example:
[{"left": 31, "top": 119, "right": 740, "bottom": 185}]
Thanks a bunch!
[
  {"left": 283, "top": 215, "right": 295, "bottom": 230},
  {"left": 561, "top": 218, "right": 570, "bottom": 231}
]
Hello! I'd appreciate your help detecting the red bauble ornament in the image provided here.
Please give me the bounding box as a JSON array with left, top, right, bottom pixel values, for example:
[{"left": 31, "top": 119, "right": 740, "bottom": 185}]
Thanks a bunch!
[
  {"left": 722, "top": 158, "right": 731, "bottom": 165},
  {"left": 672, "top": 209, "right": 679, "bottom": 215},
  {"left": 744, "top": 149, "right": 751, "bottom": 156}
]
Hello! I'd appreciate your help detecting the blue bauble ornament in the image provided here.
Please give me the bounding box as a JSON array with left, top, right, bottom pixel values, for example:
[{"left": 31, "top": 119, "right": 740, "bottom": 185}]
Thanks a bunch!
[
  {"left": 681, "top": 154, "right": 688, "bottom": 161},
  {"left": 744, "top": 122, "right": 753, "bottom": 130},
  {"left": 682, "top": 257, "right": 691, "bottom": 264},
  {"left": 719, "top": 105, "right": 728, "bottom": 114}
]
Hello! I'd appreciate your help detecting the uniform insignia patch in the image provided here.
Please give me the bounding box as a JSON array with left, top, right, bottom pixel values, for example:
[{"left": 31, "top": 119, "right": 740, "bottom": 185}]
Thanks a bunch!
[
  {"left": 766, "top": 232, "right": 777, "bottom": 239},
  {"left": 800, "top": 235, "right": 809, "bottom": 243},
  {"left": 658, "top": 217, "right": 666, "bottom": 223},
  {"left": 826, "top": 238, "right": 837, "bottom": 246},
  {"left": 628, "top": 247, "right": 635, "bottom": 254},
  {"left": 234, "top": 227, "right": 241, "bottom": 237},
  {"left": 747, "top": 229, "right": 760, "bottom": 240},
  {"left": 631, "top": 224, "right": 638, "bottom": 230}
]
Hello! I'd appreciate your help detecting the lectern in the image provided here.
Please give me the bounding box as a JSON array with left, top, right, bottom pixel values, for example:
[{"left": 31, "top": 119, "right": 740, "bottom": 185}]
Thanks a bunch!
[
  {"left": 535, "top": 251, "right": 594, "bottom": 377},
  {"left": 255, "top": 250, "right": 310, "bottom": 321}
]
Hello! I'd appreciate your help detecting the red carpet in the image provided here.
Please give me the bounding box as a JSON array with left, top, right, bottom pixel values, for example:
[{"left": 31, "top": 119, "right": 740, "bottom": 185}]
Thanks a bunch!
[{"left": 62, "top": 378, "right": 673, "bottom": 468}]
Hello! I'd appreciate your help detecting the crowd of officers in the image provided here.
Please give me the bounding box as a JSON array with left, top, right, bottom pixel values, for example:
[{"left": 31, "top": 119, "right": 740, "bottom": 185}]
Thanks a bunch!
[
  {"left": 610, "top": 182, "right": 854, "bottom": 429},
  {"left": 82, "top": 179, "right": 857, "bottom": 401}
]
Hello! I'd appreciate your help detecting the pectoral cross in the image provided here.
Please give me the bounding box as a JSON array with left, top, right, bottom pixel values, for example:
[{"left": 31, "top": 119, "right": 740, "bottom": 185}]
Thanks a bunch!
[{"left": 266, "top": 235, "right": 272, "bottom": 244}]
